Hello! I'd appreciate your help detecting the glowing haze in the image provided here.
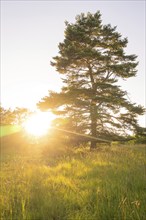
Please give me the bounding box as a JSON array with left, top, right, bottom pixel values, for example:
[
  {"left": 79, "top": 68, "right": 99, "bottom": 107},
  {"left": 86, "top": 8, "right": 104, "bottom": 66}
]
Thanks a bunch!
[
  {"left": 23, "top": 111, "right": 55, "bottom": 137},
  {"left": 1, "top": 1, "right": 145, "bottom": 126}
]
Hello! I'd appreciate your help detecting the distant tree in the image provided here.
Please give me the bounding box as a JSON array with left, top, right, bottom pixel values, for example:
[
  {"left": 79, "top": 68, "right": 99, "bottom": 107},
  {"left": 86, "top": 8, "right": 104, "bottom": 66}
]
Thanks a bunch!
[
  {"left": 38, "top": 11, "right": 145, "bottom": 148},
  {"left": 0, "top": 106, "right": 31, "bottom": 125},
  {"left": 12, "top": 107, "right": 31, "bottom": 125},
  {"left": 134, "top": 127, "right": 146, "bottom": 144},
  {"left": 0, "top": 106, "right": 14, "bottom": 125}
]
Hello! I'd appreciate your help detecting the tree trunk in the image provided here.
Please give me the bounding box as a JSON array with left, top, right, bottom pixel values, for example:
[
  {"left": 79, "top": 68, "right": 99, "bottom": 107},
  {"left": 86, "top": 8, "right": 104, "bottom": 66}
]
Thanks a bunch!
[
  {"left": 90, "top": 102, "right": 97, "bottom": 149},
  {"left": 91, "top": 139, "right": 97, "bottom": 149}
]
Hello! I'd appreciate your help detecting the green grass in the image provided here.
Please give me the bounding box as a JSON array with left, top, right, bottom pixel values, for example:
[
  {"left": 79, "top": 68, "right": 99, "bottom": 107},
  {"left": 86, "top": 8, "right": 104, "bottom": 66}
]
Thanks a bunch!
[{"left": 0, "top": 133, "right": 146, "bottom": 220}]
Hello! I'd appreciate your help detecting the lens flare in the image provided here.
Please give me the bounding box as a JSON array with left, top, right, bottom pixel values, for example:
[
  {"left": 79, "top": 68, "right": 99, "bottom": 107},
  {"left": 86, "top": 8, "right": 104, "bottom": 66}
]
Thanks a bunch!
[{"left": 23, "top": 112, "right": 54, "bottom": 136}]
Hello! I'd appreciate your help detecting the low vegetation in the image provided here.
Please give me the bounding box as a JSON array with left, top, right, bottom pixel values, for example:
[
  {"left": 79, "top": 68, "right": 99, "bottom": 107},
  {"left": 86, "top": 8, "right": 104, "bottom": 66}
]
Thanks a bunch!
[{"left": 0, "top": 133, "right": 146, "bottom": 220}]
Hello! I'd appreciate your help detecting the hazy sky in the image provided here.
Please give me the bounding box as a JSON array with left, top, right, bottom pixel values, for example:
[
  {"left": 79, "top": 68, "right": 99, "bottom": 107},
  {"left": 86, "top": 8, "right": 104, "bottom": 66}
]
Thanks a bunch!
[{"left": 1, "top": 0, "right": 145, "bottom": 126}]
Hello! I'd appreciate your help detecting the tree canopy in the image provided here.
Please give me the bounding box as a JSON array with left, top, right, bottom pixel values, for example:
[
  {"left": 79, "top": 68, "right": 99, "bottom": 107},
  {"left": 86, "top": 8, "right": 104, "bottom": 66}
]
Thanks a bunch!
[{"left": 38, "top": 11, "right": 145, "bottom": 148}]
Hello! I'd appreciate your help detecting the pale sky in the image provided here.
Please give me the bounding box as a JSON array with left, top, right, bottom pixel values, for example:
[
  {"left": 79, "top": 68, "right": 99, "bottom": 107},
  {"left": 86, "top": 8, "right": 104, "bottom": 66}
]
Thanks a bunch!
[{"left": 1, "top": 0, "right": 145, "bottom": 126}]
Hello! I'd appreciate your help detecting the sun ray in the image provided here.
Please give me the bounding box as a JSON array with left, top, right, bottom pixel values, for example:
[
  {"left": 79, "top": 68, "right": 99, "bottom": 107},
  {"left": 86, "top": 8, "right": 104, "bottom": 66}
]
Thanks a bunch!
[{"left": 23, "top": 111, "right": 54, "bottom": 137}]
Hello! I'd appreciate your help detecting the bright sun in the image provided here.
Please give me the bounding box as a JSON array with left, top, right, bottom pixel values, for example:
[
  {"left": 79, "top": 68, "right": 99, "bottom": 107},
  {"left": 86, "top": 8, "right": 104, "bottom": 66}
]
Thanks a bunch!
[{"left": 23, "top": 111, "right": 54, "bottom": 137}]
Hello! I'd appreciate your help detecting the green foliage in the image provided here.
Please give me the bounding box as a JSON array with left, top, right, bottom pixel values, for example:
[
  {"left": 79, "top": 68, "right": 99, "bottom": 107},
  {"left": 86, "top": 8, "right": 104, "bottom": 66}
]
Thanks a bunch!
[
  {"left": 38, "top": 11, "right": 145, "bottom": 148},
  {"left": 126, "top": 127, "right": 146, "bottom": 145},
  {"left": 134, "top": 127, "right": 146, "bottom": 144},
  {"left": 0, "top": 133, "right": 146, "bottom": 219},
  {"left": 135, "top": 136, "right": 146, "bottom": 144}
]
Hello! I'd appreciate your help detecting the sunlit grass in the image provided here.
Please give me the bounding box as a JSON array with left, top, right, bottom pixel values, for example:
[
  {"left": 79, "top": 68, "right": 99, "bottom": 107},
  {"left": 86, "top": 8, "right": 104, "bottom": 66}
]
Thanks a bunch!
[{"left": 0, "top": 134, "right": 146, "bottom": 220}]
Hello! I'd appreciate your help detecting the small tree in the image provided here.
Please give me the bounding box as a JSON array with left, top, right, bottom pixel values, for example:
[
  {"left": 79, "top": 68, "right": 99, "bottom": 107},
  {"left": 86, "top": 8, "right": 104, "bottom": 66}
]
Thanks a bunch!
[
  {"left": 38, "top": 11, "right": 144, "bottom": 148},
  {"left": 134, "top": 127, "right": 146, "bottom": 144},
  {"left": 0, "top": 106, "right": 14, "bottom": 125}
]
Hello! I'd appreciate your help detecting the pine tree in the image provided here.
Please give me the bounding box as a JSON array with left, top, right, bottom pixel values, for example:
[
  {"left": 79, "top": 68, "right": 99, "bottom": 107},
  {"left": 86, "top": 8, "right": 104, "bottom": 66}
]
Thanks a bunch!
[{"left": 38, "top": 11, "right": 144, "bottom": 148}]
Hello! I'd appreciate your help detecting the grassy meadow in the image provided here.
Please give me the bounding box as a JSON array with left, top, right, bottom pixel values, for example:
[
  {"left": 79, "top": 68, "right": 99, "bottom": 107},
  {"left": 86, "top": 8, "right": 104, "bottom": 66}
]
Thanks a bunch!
[{"left": 0, "top": 132, "right": 146, "bottom": 220}]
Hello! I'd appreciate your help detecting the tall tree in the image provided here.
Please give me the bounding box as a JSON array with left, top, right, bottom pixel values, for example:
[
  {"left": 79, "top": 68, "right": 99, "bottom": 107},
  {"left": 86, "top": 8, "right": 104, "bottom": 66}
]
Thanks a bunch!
[{"left": 38, "top": 11, "right": 144, "bottom": 148}]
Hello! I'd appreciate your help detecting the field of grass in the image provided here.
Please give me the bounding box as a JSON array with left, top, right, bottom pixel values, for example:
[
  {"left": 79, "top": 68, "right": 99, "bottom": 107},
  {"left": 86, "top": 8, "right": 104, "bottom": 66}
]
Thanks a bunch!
[{"left": 0, "top": 132, "right": 146, "bottom": 220}]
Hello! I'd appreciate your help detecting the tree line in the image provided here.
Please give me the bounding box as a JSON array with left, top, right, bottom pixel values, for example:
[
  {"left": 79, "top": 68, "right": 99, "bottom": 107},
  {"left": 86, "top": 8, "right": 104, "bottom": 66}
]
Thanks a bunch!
[{"left": 0, "top": 106, "right": 31, "bottom": 125}]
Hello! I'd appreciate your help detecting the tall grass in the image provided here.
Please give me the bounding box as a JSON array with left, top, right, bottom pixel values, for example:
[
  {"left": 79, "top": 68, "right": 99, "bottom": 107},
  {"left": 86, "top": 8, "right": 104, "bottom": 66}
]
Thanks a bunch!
[{"left": 0, "top": 134, "right": 146, "bottom": 219}]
